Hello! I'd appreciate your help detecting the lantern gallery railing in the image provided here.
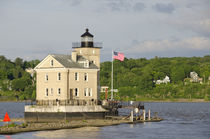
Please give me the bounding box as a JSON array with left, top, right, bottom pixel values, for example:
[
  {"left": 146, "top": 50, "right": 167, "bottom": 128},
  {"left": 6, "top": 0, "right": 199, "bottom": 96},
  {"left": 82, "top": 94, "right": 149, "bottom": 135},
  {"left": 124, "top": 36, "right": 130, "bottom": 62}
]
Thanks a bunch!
[{"left": 72, "top": 42, "right": 102, "bottom": 48}]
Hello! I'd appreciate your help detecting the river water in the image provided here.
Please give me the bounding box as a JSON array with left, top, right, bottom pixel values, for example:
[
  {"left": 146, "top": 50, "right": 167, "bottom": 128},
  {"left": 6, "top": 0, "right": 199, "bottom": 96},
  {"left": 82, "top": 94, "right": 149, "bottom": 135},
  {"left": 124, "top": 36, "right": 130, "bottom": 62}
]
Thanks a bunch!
[{"left": 0, "top": 102, "right": 210, "bottom": 139}]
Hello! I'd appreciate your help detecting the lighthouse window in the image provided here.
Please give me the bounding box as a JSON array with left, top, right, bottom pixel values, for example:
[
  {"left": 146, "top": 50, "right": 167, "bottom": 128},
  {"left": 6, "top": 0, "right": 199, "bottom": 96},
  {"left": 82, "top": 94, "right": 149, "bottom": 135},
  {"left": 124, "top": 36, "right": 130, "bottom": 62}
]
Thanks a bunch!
[
  {"left": 51, "top": 88, "right": 53, "bottom": 95},
  {"left": 45, "top": 74, "right": 48, "bottom": 81},
  {"left": 89, "top": 88, "right": 92, "bottom": 96},
  {"left": 84, "top": 73, "right": 88, "bottom": 81},
  {"left": 84, "top": 60, "right": 89, "bottom": 68},
  {"left": 75, "top": 88, "right": 79, "bottom": 97},
  {"left": 58, "top": 88, "right": 61, "bottom": 95},
  {"left": 58, "top": 73, "right": 61, "bottom": 81},
  {"left": 75, "top": 72, "right": 79, "bottom": 81},
  {"left": 46, "top": 88, "right": 48, "bottom": 96},
  {"left": 84, "top": 88, "right": 88, "bottom": 97},
  {"left": 50, "top": 60, "right": 54, "bottom": 66}
]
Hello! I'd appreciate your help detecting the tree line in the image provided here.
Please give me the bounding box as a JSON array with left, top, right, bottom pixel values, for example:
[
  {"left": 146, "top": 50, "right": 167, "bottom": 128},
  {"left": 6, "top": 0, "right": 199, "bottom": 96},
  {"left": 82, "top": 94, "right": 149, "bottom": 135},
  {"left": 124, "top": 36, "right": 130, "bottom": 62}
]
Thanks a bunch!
[
  {"left": 0, "top": 55, "right": 210, "bottom": 101},
  {"left": 100, "top": 55, "right": 210, "bottom": 101},
  {"left": 0, "top": 56, "right": 40, "bottom": 100}
]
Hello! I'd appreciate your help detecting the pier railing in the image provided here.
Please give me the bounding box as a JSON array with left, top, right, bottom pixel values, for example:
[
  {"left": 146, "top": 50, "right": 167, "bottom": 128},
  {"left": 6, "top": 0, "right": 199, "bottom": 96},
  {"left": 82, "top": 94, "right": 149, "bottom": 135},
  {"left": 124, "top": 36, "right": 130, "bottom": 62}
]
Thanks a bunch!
[
  {"left": 25, "top": 99, "right": 99, "bottom": 106},
  {"left": 102, "top": 100, "right": 144, "bottom": 109}
]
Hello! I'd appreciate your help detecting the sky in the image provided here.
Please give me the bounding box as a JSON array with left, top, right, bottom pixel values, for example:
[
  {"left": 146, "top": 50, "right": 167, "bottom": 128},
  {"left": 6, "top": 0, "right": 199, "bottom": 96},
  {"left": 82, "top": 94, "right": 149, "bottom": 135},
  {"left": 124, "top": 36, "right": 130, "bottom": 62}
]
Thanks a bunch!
[{"left": 0, "top": 0, "right": 210, "bottom": 62}]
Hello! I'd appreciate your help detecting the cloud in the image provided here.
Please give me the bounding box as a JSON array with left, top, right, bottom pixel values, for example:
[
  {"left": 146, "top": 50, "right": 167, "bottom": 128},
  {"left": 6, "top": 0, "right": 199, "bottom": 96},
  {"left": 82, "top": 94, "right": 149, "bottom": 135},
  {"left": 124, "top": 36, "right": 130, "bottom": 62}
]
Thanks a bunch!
[
  {"left": 183, "top": 37, "right": 210, "bottom": 50},
  {"left": 47, "top": 0, "right": 83, "bottom": 8},
  {"left": 133, "top": 2, "right": 145, "bottom": 12},
  {"left": 168, "top": 18, "right": 210, "bottom": 37},
  {"left": 0, "top": 0, "right": 210, "bottom": 61},
  {"left": 127, "top": 37, "right": 210, "bottom": 54},
  {"left": 69, "top": 0, "right": 83, "bottom": 6},
  {"left": 105, "top": 0, "right": 146, "bottom": 12},
  {"left": 106, "top": 0, "right": 131, "bottom": 12},
  {"left": 153, "top": 3, "right": 175, "bottom": 14},
  {"left": 197, "top": 19, "right": 210, "bottom": 36}
]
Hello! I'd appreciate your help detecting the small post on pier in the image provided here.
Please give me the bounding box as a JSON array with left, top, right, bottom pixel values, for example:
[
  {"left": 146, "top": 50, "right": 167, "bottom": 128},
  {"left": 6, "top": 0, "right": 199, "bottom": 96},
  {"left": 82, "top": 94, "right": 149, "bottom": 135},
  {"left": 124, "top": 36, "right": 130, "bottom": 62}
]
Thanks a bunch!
[
  {"left": 134, "top": 108, "right": 139, "bottom": 120},
  {"left": 130, "top": 110, "right": 134, "bottom": 122},
  {"left": 143, "top": 109, "right": 145, "bottom": 121},
  {"left": 105, "top": 88, "right": 108, "bottom": 100},
  {"left": 148, "top": 109, "right": 151, "bottom": 120}
]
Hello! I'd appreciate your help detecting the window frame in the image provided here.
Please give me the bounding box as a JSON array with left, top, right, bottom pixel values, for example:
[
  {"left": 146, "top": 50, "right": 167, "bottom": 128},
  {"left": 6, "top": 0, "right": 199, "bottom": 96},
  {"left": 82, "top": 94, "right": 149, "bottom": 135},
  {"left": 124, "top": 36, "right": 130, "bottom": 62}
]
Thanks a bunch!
[
  {"left": 50, "top": 60, "right": 54, "bottom": 66},
  {"left": 58, "top": 88, "right": 61, "bottom": 95},
  {"left": 45, "top": 74, "right": 48, "bottom": 82},
  {"left": 89, "top": 88, "right": 92, "bottom": 97},
  {"left": 50, "top": 88, "right": 53, "bottom": 95},
  {"left": 75, "top": 88, "right": 79, "bottom": 97},
  {"left": 75, "top": 72, "right": 79, "bottom": 81},
  {"left": 45, "top": 88, "right": 48, "bottom": 97},
  {"left": 58, "top": 72, "right": 61, "bottom": 81},
  {"left": 84, "top": 60, "right": 89, "bottom": 68},
  {"left": 84, "top": 88, "right": 88, "bottom": 97},
  {"left": 84, "top": 73, "right": 88, "bottom": 82}
]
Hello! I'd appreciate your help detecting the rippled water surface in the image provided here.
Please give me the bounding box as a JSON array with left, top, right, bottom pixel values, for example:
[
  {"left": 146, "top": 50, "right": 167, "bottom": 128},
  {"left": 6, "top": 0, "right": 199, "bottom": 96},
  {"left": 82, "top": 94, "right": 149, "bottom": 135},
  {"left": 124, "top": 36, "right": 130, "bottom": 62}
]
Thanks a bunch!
[
  {"left": 0, "top": 102, "right": 25, "bottom": 126},
  {"left": 0, "top": 102, "right": 210, "bottom": 139}
]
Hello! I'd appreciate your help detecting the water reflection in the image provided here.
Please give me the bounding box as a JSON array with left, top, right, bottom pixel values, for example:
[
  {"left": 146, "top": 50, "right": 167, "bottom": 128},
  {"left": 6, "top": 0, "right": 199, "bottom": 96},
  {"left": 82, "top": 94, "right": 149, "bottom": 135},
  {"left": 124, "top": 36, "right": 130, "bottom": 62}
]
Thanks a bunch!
[
  {"left": 34, "top": 127, "right": 101, "bottom": 139},
  {"left": 129, "top": 124, "right": 134, "bottom": 128},
  {"left": 1, "top": 102, "right": 210, "bottom": 139},
  {"left": 5, "top": 135, "right": 12, "bottom": 139},
  {"left": 0, "top": 102, "right": 25, "bottom": 119}
]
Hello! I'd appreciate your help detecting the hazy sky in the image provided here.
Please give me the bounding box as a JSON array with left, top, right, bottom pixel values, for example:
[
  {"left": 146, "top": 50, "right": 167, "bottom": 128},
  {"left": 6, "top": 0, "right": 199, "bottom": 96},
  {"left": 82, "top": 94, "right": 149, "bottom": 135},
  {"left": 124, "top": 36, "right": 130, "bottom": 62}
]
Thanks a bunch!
[{"left": 0, "top": 0, "right": 210, "bottom": 62}]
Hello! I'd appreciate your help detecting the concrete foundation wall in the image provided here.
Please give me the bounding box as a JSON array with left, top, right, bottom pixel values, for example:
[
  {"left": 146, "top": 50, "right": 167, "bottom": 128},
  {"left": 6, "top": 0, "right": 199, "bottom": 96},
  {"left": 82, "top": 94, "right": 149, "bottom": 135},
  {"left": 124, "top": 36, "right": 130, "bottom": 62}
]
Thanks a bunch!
[
  {"left": 24, "top": 105, "right": 107, "bottom": 122},
  {"left": 25, "top": 112, "right": 106, "bottom": 122}
]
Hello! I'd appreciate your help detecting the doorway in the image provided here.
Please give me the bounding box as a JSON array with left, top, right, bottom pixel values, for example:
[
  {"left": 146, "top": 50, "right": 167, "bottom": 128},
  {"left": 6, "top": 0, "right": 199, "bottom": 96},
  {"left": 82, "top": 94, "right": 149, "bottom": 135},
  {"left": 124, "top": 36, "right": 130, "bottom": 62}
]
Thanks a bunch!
[{"left": 69, "top": 89, "right": 73, "bottom": 100}]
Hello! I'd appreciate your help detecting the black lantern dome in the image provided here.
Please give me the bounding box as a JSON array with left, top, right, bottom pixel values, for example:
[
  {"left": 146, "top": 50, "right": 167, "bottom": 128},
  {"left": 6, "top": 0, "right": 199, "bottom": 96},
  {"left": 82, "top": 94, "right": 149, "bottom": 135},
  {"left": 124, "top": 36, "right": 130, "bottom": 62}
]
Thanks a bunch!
[{"left": 81, "top": 29, "right": 94, "bottom": 47}]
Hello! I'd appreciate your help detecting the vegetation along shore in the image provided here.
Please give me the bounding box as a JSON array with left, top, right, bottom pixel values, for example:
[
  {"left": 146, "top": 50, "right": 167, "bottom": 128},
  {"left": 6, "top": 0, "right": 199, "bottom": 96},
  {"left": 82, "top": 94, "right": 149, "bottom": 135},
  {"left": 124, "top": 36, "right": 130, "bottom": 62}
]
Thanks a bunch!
[{"left": 0, "top": 55, "right": 210, "bottom": 101}]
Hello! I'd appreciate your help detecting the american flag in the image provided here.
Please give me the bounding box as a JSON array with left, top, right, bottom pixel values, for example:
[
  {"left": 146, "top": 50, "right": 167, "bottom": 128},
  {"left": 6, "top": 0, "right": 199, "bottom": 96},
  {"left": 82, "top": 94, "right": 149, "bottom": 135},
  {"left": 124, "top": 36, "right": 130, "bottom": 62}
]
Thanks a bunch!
[{"left": 113, "top": 51, "right": 124, "bottom": 61}]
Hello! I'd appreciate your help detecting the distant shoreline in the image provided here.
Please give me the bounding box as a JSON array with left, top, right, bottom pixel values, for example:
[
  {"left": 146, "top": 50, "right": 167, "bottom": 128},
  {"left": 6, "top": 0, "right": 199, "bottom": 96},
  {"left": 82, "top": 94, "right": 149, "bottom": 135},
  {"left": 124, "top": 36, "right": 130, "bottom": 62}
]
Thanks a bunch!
[
  {"left": 0, "top": 99, "right": 209, "bottom": 103},
  {"left": 0, "top": 100, "right": 33, "bottom": 103},
  {"left": 133, "top": 98, "right": 210, "bottom": 103}
]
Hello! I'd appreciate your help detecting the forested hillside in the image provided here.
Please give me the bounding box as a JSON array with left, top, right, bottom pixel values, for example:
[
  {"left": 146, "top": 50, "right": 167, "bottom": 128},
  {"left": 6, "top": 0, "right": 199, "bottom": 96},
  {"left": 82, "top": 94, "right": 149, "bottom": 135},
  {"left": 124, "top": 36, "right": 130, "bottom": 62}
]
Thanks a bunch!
[
  {"left": 0, "top": 56, "right": 40, "bottom": 100},
  {"left": 1, "top": 55, "right": 210, "bottom": 101},
  {"left": 100, "top": 56, "right": 210, "bottom": 101}
]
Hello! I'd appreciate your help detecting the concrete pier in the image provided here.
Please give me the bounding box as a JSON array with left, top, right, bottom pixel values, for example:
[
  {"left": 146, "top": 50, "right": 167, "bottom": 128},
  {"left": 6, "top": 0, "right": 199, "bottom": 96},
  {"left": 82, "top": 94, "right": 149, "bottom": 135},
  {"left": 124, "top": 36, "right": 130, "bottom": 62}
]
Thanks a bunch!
[
  {"left": 143, "top": 109, "right": 145, "bottom": 121},
  {"left": 130, "top": 110, "right": 134, "bottom": 122},
  {"left": 0, "top": 118, "right": 163, "bottom": 135},
  {"left": 148, "top": 109, "right": 151, "bottom": 120}
]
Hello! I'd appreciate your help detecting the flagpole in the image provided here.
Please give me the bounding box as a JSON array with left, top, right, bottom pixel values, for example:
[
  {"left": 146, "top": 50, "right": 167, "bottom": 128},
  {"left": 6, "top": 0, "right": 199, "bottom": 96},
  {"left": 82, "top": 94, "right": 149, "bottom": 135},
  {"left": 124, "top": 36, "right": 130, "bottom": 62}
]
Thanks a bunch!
[{"left": 111, "top": 50, "right": 113, "bottom": 100}]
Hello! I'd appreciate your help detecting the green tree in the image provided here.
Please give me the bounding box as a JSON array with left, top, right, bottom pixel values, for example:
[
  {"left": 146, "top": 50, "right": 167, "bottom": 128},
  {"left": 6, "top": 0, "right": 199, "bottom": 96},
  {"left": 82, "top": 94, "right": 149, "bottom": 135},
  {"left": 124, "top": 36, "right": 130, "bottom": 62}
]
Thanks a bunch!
[
  {"left": 14, "top": 57, "right": 23, "bottom": 67},
  {"left": 170, "top": 66, "right": 185, "bottom": 83}
]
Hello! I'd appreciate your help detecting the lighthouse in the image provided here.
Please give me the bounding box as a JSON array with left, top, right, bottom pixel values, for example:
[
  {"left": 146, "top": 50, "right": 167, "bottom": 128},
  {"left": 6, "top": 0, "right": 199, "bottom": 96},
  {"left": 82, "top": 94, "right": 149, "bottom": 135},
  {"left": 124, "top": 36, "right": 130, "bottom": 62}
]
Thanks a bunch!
[
  {"left": 25, "top": 28, "right": 107, "bottom": 122},
  {"left": 72, "top": 28, "right": 102, "bottom": 68},
  {"left": 81, "top": 28, "right": 94, "bottom": 47}
]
